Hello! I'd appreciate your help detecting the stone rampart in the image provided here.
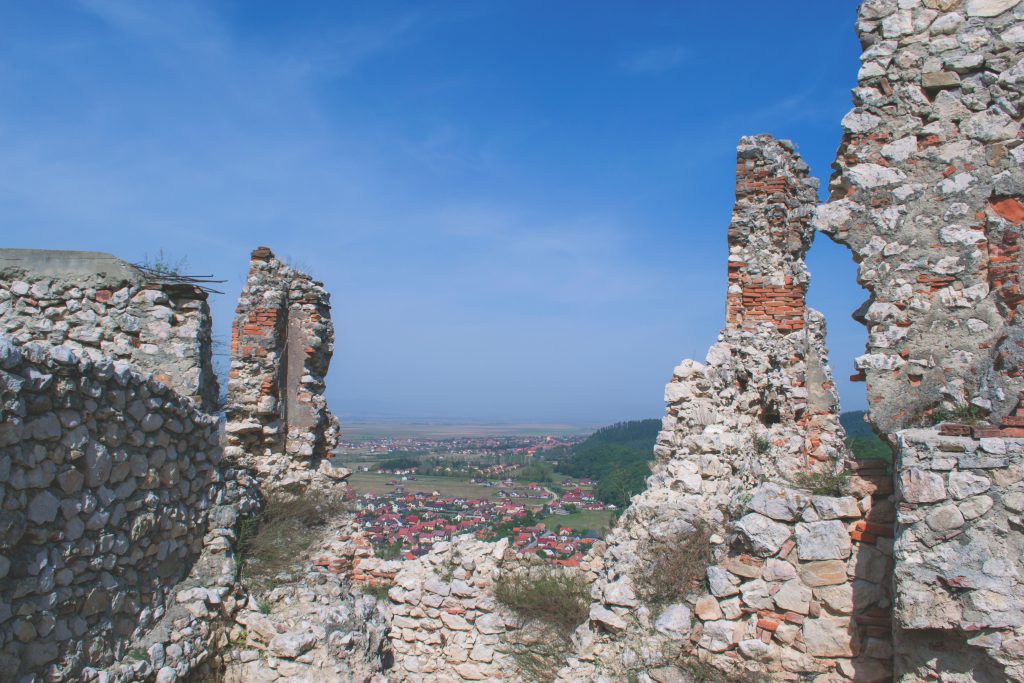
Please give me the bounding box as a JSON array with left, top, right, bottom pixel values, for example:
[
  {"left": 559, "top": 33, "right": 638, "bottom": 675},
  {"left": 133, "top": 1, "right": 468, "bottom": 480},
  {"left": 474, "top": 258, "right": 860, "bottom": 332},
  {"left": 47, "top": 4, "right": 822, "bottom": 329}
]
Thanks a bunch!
[
  {"left": 0, "top": 249, "right": 219, "bottom": 412},
  {"left": 817, "top": 1, "right": 1024, "bottom": 680},
  {"left": 0, "top": 336, "right": 236, "bottom": 680},
  {"left": 892, "top": 428, "right": 1024, "bottom": 681}
]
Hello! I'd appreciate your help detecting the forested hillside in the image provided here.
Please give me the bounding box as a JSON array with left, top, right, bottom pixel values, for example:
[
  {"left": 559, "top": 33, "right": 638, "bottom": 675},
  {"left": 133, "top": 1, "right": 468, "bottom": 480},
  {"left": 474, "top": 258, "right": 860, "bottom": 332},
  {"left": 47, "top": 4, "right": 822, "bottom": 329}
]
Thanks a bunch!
[
  {"left": 840, "top": 410, "right": 892, "bottom": 460},
  {"left": 551, "top": 419, "right": 660, "bottom": 507}
]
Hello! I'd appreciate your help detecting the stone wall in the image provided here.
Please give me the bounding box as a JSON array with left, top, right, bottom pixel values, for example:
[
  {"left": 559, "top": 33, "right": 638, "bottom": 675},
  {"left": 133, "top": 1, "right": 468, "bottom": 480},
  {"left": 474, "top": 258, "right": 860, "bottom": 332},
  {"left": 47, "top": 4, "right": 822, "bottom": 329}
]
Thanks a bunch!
[
  {"left": 0, "top": 249, "right": 219, "bottom": 412},
  {"left": 382, "top": 535, "right": 604, "bottom": 683},
  {"left": 225, "top": 247, "right": 342, "bottom": 491},
  {"left": 892, "top": 429, "right": 1024, "bottom": 681},
  {"left": 0, "top": 336, "right": 234, "bottom": 680},
  {"left": 815, "top": 1, "right": 1024, "bottom": 681},
  {"left": 814, "top": 0, "right": 1024, "bottom": 435},
  {"left": 554, "top": 136, "right": 893, "bottom": 682}
]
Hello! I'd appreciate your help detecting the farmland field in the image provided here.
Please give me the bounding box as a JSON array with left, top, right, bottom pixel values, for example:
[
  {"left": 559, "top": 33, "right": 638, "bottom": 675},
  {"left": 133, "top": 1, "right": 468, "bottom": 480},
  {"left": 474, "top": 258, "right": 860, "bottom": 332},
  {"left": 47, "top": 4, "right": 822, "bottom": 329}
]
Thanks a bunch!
[{"left": 542, "top": 509, "right": 616, "bottom": 534}]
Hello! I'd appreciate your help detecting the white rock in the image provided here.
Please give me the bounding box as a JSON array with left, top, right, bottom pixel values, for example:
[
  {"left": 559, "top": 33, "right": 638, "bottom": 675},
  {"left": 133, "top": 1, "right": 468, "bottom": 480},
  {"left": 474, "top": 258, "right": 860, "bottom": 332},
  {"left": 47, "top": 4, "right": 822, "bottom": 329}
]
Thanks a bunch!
[
  {"left": 603, "top": 579, "right": 638, "bottom": 607},
  {"left": 803, "top": 616, "right": 856, "bottom": 656},
  {"left": 699, "top": 619, "right": 740, "bottom": 652},
  {"left": 735, "top": 513, "right": 792, "bottom": 556},
  {"left": 899, "top": 469, "right": 947, "bottom": 504},
  {"left": 965, "top": 0, "right": 1020, "bottom": 16},
  {"left": 947, "top": 471, "right": 990, "bottom": 499},
  {"left": 847, "top": 163, "right": 907, "bottom": 189},
  {"left": 654, "top": 603, "right": 692, "bottom": 640},
  {"left": 796, "top": 520, "right": 852, "bottom": 561},
  {"left": 773, "top": 579, "right": 812, "bottom": 614},
  {"left": 747, "top": 483, "right": 806, "bottom": 521},
  {"left": 589, "top": 604, "right": 626, "bottom": 631}
]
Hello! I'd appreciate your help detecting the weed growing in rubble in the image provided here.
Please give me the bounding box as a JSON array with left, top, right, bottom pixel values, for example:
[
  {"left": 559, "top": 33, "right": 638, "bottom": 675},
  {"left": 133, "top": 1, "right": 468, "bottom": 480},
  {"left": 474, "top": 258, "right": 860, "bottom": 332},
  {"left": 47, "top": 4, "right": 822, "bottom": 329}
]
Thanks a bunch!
[
  {"left": 495, "top": 569, "right": 589, "bottom": 634},
  {"left": 495, "top": 568, "right": 590, "bottom": 681},
  {"left": 360, "top": 582, "right": 394, "bottom": 602},
  {"left": 752, "top": 433, "right": 772, "bottom": 455},
  {"left": 931, "top": 401, "right": 986, "bottom": 426},
  {"left": 792, "top": 465, "right": 851, "bottom": 496},
  {"left": 236, "top": 494, "right": 348, "bottom": 585},
  {"left": 638, "top": 521, "right": 713, "bottom": 604}
]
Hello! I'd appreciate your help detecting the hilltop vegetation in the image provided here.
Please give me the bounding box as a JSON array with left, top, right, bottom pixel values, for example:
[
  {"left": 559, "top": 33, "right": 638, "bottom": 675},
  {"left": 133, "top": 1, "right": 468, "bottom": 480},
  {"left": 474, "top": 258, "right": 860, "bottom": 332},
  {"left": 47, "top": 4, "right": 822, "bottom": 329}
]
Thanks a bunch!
[
  {"left": 840, "top": 410, "right": 892, "bottom": 461},
  {"left": 549, "top": 419, "right": 661, "bottom": 507}
]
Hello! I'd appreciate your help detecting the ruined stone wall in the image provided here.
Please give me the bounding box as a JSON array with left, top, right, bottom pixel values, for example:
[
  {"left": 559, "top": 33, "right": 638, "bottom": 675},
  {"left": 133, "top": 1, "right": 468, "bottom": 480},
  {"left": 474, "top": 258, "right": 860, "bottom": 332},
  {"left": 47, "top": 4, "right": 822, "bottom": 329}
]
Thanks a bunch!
[
  {"left": 0, "top": 249, "right": 219, "bottom": 412},
  {"left": 0, "top": 336, "right": 241, "bottom": 680},
  {"left": 815, "top": 0, "right": 1024, "bottom": 435},
  {"left": 814, "top": 2, "right": 1024, "bottom": 681},
  {"left": 556, "top": 136, "right": 892, "bottom": 682},
  {"left": 224, "top": 247, "right": 342, "bottom": 490},
  {"left": 892, "top": 429, "right": 1024, "bottom": 681}
]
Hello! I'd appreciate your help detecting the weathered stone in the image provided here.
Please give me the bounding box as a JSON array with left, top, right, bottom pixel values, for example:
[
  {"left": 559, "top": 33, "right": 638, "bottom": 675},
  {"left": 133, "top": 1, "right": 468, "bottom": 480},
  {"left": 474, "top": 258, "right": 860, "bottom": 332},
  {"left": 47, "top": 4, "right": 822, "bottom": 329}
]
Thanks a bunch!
[
  {"left": 268, "top": 631, "right": 317, "bottom": 659},
  {"left": 736, "top": 513, "right": 792, "bottom": 556},
  {"left": 804, "top": 616, "right": 856, "bottom": 657},
  {"left": 799, "top": 560, "right": 849, "bottom": 587},
  {"left": 947, "top": 471, "right": 990, "bottom": 500},
  {"left": 811, "top": 496, "right": 861, "bottom": 520},
  {"left": 603, "top": 579, "right": 638, "bottom": 607},
  {"left": 654, "top": 603, "right": 692, "bottom": 640},
  {"left": 925, "top": 504, "right": 965, "bottom": 532},
  {"left": 694, "top": 595, "right": 723, "bottom": 620},
  {"left": 699, "top": 620, "right": 741, "bottom": 652},
  {"left": 589, "top": 604, "right": 626, "bottom": 631},
  {"left": 965, "top": 0, "right": 1021, "bottom": 15},
  {"left": 774, "top": 579, "right": 812, "bottom": 614},
  {"left": 795, "top": 520, "right": 852, "bottom": 561},
  {"left": 899, "top": 469, "right": 946, "bottom": 504},
  {"left": 27, "top": 490, "right": 60, "bottom": 524},
  {"left": 747, "top": 483, "right": 807, "bottom": 521}
]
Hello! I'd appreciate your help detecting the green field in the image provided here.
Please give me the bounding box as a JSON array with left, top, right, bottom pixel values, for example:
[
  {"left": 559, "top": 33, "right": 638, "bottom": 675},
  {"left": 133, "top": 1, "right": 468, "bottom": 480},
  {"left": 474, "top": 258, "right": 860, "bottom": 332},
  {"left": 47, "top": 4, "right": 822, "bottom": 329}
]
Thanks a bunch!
[{"left": 542, "top": 509, "right": 616, "bottom": 534}]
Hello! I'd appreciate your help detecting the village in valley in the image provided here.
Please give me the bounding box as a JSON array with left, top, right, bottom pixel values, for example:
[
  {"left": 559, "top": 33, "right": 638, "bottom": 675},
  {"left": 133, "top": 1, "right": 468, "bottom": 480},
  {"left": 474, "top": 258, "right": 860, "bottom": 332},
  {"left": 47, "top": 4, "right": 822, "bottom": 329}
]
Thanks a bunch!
[{"left": 336, "top": 430, "right": 616, "bottom": 566}]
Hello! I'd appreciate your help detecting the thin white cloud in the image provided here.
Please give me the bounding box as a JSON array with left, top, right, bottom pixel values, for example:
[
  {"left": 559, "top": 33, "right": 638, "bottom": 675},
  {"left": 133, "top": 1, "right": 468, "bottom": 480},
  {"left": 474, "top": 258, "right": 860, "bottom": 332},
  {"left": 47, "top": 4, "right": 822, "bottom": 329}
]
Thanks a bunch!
[{"left": 616, "top": 44, "right": 687, "bottom": 74}]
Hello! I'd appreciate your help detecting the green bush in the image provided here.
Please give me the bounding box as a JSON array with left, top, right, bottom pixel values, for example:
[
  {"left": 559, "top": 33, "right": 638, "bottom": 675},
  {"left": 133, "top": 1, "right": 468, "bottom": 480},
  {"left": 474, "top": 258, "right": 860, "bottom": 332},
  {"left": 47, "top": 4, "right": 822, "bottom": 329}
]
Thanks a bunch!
[
  {"left": 931, "top": 402, "right": 986, "bottom": 426},
  {"left": 359, "top": 582, "right": 394, "bottom": 601}
]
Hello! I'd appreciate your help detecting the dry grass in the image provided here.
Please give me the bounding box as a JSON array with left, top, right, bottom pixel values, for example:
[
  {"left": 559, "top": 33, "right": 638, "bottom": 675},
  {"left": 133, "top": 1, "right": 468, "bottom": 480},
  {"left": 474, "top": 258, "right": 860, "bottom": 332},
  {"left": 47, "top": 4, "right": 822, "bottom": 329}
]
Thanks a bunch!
[
  {"left": 494, "top": 569, "right": 589, "bottom": 634},
  {"left": 494, "top": 569, "right": 590, "bottom": 681},
  {"left": 792, "top": 466, "right": 851, "bottom": 496},
  {"left": 638, "top": 522, "right": 713, "bottom": 604},
  {"left": 236, "top": 494, "right": 348, "bottom": 584}
]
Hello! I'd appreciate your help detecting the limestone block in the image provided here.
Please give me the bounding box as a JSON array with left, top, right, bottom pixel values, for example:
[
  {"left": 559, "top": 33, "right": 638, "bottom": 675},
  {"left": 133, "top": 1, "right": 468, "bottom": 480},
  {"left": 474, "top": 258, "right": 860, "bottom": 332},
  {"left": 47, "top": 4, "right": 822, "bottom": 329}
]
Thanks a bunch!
[
  {"left": 735, "top": 513, "right": 792, "bottom": 556},
  {"left": 774, "top": 579, "right": 812, "bottom": 614},
  {"left": 654, "top": 603, "right": 692, "bottom": 639},
  {"left": 899, "top": 469, "right": 947, "bottom": 504},
  {"left": 795, "top": 521, "right": 852, "bottom": 561},
  {"left": 803, "top": 616, "right": 857, "bottom": 657}
]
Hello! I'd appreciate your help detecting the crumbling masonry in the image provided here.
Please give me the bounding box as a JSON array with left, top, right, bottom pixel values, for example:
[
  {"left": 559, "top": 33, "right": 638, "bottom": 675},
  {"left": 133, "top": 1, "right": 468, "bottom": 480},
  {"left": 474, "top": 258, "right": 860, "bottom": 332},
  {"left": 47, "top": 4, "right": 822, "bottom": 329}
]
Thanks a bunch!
[
  {"left": 551, "top": 136, "right": 893, "bottom": 683},
  {"left": 224, "top": 247, "right": 344, "bottom": 491},
  {"left": 816, "top": 0, "right": 1024, "bottom": 680}
]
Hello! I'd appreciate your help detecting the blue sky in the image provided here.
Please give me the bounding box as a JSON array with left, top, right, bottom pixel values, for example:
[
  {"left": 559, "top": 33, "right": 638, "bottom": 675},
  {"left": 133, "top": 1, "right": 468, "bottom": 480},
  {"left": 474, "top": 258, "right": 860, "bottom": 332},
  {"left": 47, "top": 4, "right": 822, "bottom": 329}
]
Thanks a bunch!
[{"left": 0, "top": 0, "right": 866, "bottom": 424}]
